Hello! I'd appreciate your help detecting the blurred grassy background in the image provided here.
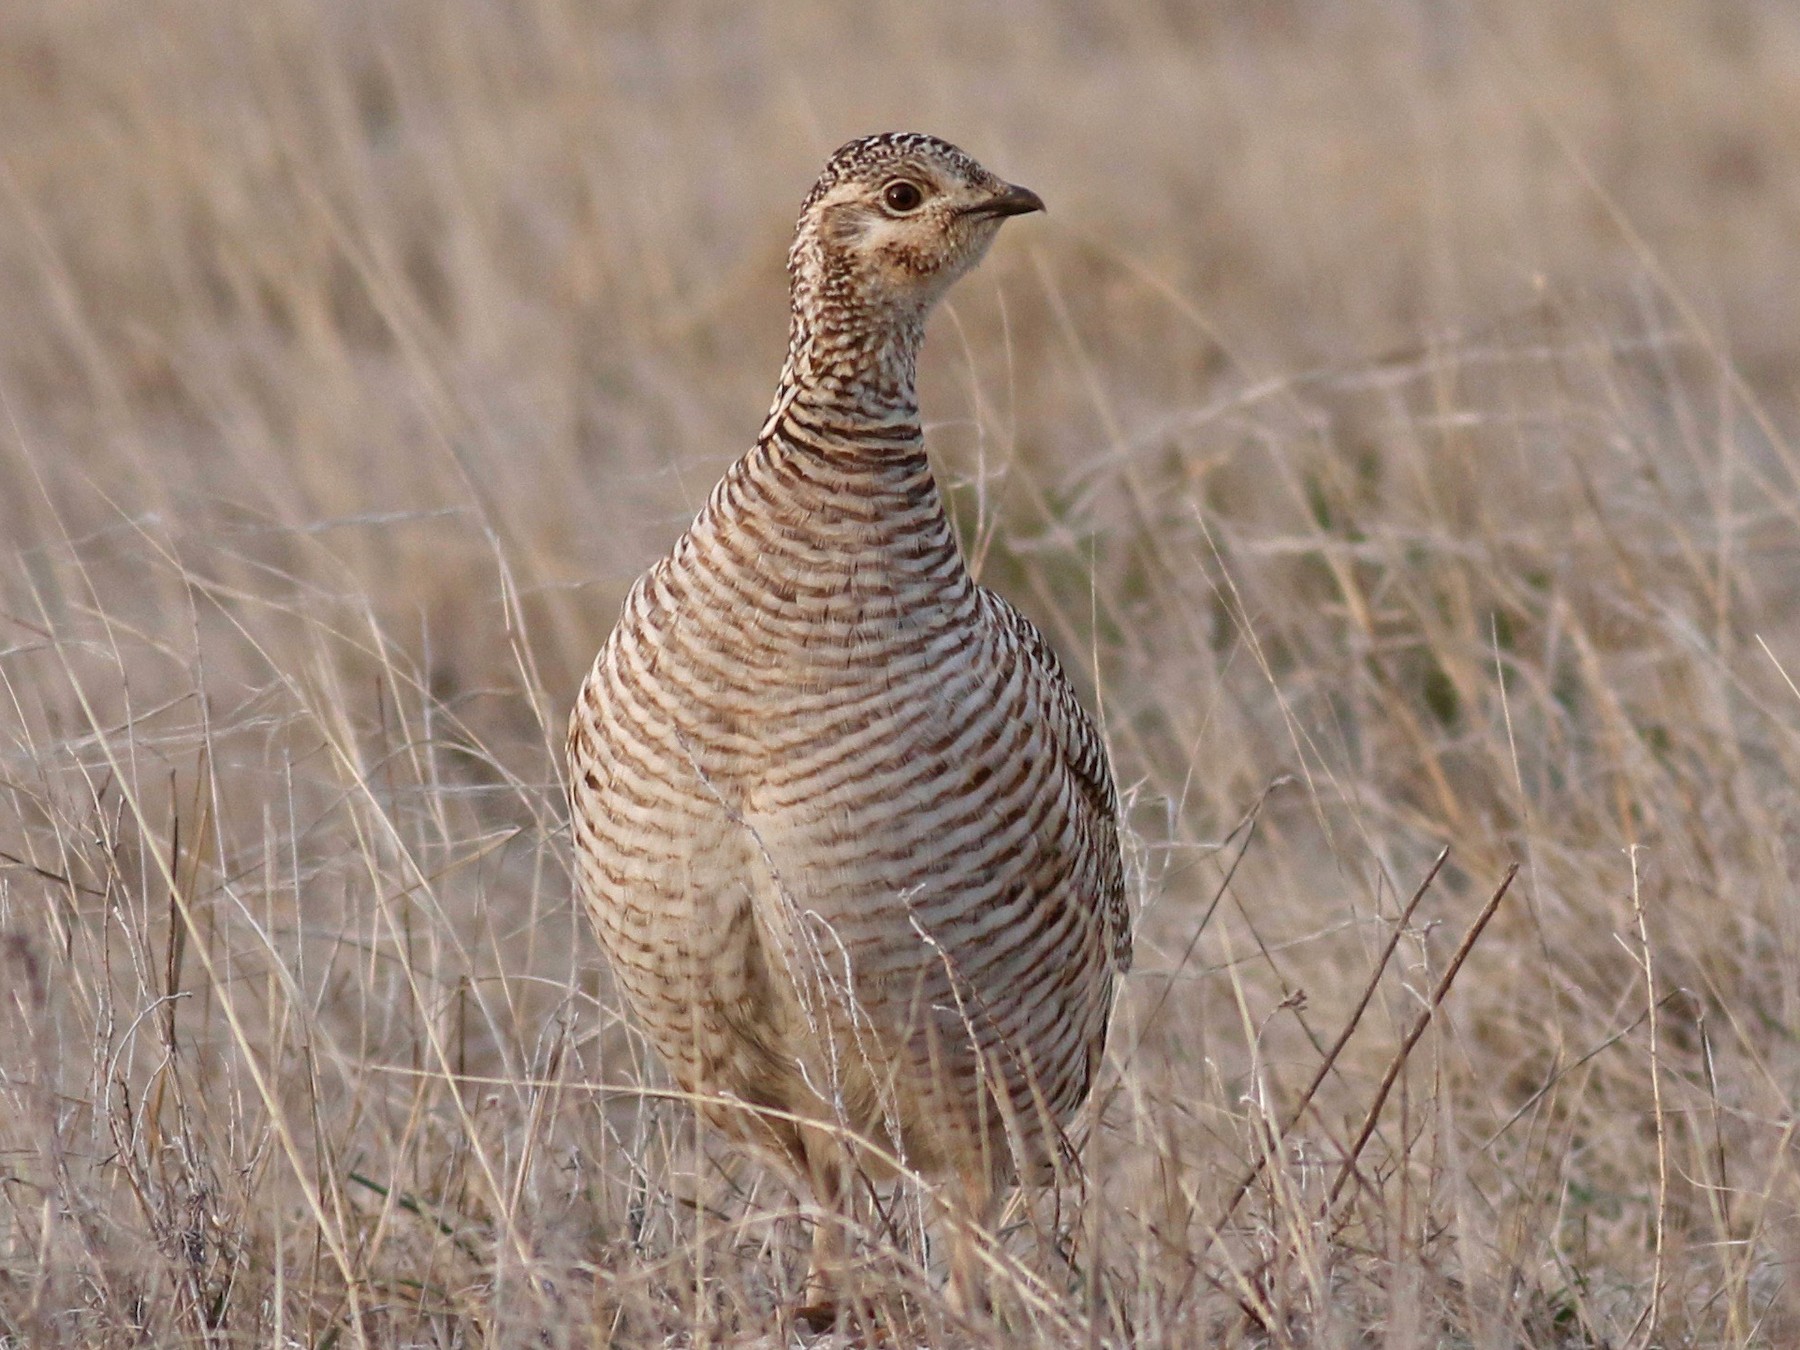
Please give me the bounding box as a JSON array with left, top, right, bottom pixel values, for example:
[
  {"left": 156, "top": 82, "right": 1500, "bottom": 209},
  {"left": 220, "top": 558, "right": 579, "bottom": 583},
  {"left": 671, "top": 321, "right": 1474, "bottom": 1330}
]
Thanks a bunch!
[{"left": 2, "top": 1, "right": 1798, "bottom": 1344}]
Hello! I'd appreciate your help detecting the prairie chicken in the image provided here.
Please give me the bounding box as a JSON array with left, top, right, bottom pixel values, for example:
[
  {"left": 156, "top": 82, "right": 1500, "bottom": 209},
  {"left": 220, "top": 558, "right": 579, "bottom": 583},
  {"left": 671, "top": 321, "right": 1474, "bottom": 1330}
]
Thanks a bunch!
[{"left": 567, "top": 132, "right": 1130, "bottom": 1307}]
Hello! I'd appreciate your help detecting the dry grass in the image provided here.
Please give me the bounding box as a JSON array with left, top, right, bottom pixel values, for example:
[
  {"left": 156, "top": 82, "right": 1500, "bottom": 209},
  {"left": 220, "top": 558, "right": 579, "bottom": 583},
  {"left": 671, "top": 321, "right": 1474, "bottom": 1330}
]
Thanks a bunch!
[{"left": 3, "top": 1, "right": 1799, "bottom": 1344}]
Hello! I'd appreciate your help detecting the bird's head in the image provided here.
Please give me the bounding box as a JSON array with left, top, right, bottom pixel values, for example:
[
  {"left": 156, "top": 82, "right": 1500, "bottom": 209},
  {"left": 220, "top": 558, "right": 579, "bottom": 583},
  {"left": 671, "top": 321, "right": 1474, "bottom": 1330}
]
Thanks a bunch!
[{"left": 787, "top": 133, "right": 1043, "bottom": 344}]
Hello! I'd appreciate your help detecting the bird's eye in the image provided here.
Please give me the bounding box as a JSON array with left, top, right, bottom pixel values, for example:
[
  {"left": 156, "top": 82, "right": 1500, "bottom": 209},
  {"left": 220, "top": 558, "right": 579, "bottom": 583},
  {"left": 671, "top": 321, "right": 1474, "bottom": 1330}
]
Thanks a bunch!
[{"left": 882, "top": 180, "right": 926, "bottom": 213}]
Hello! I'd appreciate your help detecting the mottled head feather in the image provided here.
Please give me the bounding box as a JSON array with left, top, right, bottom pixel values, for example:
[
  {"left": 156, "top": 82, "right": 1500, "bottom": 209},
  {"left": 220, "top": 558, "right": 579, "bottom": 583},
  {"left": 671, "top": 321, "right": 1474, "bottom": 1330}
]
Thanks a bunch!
[
  {"left": 777, "top": 133, "right": 1039, "bottom": 418},
  {"left": 800, "top": 132, "right": 992, "bottom": 215}
]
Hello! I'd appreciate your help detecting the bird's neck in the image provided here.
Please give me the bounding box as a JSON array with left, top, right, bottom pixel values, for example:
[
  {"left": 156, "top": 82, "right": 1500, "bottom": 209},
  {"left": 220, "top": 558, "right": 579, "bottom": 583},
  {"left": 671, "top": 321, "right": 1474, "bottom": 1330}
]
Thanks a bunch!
[
  {"left": 766, "top": 288, "right": 928, "bottom": 442},
  {"left": 696, "top": 299, "right": 966, "bottom": 582}
]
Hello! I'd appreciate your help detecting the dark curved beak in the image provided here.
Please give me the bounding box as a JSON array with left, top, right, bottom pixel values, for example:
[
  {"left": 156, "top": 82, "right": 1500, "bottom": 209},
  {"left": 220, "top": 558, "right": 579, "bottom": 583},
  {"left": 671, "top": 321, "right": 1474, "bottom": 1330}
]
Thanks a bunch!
[{"left": 969, "top": 183, "right": 1046, "bottom": 220}]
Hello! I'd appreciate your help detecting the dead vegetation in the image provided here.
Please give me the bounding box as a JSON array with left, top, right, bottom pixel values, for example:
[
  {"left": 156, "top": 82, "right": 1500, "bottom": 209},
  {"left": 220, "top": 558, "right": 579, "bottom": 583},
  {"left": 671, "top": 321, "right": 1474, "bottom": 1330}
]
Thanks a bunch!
[{"left": 2, "top": 2, "right": 1798, "bottom": 1345}]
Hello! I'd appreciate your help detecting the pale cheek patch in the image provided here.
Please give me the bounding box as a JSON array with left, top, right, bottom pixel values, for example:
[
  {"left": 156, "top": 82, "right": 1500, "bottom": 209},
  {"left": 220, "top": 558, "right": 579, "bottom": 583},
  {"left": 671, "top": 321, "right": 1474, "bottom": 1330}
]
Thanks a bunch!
[{"left": 821, "top": 203, "right": 869, "bottom": 249}]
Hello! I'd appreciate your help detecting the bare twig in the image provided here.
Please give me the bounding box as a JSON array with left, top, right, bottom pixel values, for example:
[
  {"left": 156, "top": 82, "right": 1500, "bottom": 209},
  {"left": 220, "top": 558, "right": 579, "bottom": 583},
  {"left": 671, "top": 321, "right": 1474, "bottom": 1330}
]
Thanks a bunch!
[
  {"left": 1323, "top": 863, "right": 1518, "bottom": 1212},
  {"left": 1625, "top": 848, "right": 1667, "bottom": 1349},
  {"left": 1124, "top": 782, "right": 1277, "bottom": 1066},
  {"left": 1203, "top": 846, "right": 1449, "bottom": 1249}
]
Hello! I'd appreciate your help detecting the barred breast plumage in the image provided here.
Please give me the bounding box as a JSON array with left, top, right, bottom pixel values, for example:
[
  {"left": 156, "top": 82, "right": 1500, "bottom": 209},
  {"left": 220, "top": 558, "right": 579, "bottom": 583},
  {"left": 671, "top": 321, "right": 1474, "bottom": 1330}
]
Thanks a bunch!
[{"left": 567, "top": 132, "right": 1130, "bottom": 1306}]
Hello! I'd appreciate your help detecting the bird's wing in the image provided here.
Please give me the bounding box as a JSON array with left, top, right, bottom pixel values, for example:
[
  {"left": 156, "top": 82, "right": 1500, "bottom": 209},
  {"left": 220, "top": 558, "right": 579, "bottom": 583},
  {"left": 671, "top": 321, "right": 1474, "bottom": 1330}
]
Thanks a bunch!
[{"left": 980, "top": 589, "right": 1132, "bottom": 974}]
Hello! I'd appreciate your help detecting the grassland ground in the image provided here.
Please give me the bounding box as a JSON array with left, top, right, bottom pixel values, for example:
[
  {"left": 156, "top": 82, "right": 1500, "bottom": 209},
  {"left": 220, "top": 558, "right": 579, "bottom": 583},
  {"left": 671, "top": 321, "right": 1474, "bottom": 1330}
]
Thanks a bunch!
[{"left": 2, "top": 3, "right": 1798, "bottom": 1345}]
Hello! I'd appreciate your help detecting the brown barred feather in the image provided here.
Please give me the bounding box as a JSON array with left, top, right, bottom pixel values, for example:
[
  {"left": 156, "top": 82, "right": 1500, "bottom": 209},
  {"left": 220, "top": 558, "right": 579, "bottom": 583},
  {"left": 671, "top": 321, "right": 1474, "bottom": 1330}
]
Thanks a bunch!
[{"left": 567, "top": 132, "right": 1129, "bottom": 1288}]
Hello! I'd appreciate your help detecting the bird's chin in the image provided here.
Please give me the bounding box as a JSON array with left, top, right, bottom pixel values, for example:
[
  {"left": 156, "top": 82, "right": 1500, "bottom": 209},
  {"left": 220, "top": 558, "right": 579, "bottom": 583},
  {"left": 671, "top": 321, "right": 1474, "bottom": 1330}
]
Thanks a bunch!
[{"left": 959, "top": 230, "right": 999, "bottom": 272}]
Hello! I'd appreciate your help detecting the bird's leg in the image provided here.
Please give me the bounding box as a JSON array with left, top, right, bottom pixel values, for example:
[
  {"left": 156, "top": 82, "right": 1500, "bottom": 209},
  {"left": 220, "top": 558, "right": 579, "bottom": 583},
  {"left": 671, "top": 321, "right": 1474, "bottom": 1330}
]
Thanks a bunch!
[
  {"left": 938, "top": 1167, "right": 999, "bottom": 1320},
  {"left": 796, "top": 1149, "right": 851, "bottom": 1326},
  {"left": 801, "top": 1211, "right": 841, "bottom": 1312}
]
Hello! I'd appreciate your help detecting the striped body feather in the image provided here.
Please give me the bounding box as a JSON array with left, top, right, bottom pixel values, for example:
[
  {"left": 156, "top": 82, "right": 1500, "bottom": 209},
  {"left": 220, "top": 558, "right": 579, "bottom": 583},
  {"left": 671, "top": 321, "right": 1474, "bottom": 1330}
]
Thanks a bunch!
[{"left": 567, "top": 133, "right": 1128, "bottom": 1190}]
